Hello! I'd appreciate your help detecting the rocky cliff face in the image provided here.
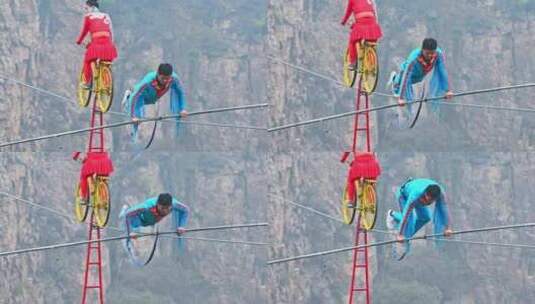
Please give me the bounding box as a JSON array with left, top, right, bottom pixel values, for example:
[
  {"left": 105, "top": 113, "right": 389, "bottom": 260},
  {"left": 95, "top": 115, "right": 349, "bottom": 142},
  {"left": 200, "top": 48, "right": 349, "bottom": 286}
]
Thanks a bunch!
[
  {"left": 1, "top": 0, "right": 534, "bottom": 303},
  {"left": 0, "top": 1, "right": 268, "bottom": 303},
  {"left": 267, "top": 0, "right": 534, "bottom": 303}
]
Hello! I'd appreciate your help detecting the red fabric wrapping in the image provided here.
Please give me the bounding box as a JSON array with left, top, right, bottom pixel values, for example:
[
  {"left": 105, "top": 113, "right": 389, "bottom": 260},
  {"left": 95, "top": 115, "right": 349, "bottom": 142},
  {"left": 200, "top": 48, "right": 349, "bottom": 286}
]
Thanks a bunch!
[
  {"left": 79, "top": 152, "right": 114, "bottom": 198},
  {"left": 346, "top": 153, "right": 381, "bottom": 201}
]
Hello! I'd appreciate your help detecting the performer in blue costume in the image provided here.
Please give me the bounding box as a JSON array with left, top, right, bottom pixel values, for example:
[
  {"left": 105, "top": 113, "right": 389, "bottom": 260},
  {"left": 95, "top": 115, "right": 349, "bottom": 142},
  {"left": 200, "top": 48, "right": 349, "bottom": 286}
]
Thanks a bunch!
[
  {"left": 120, "top": 193, "right": 190, "bottom": 235},
  {"left": 388, "top": 38, "right": 454, "bottom": 107},
  {"left": 386, "top": 178, "right": 453, "bottom": 258},
  {"left": 122, "top": 63, "right": 188, "bottom": 139}
]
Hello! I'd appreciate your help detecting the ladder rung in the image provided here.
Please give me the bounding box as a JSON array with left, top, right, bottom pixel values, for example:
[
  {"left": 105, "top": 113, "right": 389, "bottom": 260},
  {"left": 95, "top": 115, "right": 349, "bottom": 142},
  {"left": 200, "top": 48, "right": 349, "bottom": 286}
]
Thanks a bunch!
[
  {"left": 88, "top": 262, "right": 100, "bottom": 265},
  {"left": 354, "top": 264, "right": 367, "bottom": 268},
  {"left": 85, "top": 285, "right": 101, "bottom": 289},
  {"left": 353, "top": 288, "right": 367, "bottom": 292}
]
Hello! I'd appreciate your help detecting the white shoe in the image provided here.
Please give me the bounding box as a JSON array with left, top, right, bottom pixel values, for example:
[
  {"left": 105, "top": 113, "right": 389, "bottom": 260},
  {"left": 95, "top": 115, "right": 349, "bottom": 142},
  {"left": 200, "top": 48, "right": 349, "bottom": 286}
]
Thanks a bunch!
[
  {"left": 121, "top": 89, "right": 132, "bottom": 112},
  {"left": 119, "top": 204, "right": 129, "bottom": 219},
  {"left": 386, "top": 209, "right": 396, "bottom": 230}
]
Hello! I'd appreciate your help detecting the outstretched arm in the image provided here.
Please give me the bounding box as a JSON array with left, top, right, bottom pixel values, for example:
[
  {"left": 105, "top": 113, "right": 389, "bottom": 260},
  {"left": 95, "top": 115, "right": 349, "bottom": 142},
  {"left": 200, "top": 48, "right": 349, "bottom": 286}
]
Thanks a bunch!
[
  {"left": 434, "top": 194, "right": 452, "bottom": 235},
  {"left": 76, "top": 15, "right": 90, "bottom": 44},
  {"left": 372, "top": 0, "right": 379, "bottom": 22},
  {"left": 172, "top": 199, "right": 190, "bottom": 230},
  {"left": 436, "top": 52, "right": 452, "bottom": 98},
  {"left": 170, "top": 76, "right": 186, "bottom": 114},
  {"left": 108, "top": 15, "right": 114, "bottom": 41},
  {"left": 341, "top": 0, "right": 353, "bottom": 25}
]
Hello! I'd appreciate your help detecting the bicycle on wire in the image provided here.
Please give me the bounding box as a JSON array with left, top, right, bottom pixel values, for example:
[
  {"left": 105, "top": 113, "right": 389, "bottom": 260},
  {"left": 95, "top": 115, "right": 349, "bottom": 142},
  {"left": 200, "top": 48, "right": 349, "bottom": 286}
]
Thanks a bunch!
[
  {"left": 340, "top": 152, "right": 381, "bottom": 230},
  {"left": 343, "top": 40, "right": 379, "bottom": 94},
  {"left": 341, "top": 178, "right": 378, "bottom": 230},
  {"left": 77, "top": 59, "right": 114, "bottom": 113},
  {"left": 73, "top": 152, "right": 112, "bottom": 228}
]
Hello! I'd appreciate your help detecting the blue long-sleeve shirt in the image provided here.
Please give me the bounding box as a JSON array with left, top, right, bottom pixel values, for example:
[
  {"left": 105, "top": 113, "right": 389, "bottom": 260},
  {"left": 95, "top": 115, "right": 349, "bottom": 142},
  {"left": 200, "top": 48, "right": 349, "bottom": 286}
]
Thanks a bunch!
[
  {"left": 394, "top": 48, "right": 450, "bottom": 102},
  {"left": 123, "top": 196, "right": 189, "bottom": 231},
  {"left": 124, "top": 71, "right": 186, "bottom": 138},
  {"left": 396, "top": 178, "right": 450, "bottom": 238}
]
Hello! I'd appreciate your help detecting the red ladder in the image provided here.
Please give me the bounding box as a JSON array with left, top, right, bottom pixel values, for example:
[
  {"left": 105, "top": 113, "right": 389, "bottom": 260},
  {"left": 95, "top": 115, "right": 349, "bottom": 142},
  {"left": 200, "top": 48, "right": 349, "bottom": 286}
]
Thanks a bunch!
[
  {"left": 347, "top": 78, "right": 372, "bottom": 304},
  {"left": 87, "top": 99, "right": 105, "bottom": 153},
  {"left": 81, "top": 95, "right": 106, "bottom": 304},
  {"left": 81, "top": 212, "right": 105, "bottom": 304}
]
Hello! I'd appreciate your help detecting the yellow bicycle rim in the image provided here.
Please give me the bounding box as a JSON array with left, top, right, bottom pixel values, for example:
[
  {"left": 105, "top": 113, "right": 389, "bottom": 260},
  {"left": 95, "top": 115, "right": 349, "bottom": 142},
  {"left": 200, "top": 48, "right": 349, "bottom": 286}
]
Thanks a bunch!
[
  {"left": 77, "top": 71, "right": 91, "bottom": 108},
  {"left": 361, "top": 45, "right": 379, "bottom": 94},
  {"left": 93, "top": 179, "right": 110, "bottom": 228},
  {"left": 359, "top": 182, "right": 377, "bottom": 230},
  {"left": 341, "top": 183, "right": 357, "bottom": 225},
  {"left": 74, "top": 183, "right": 89, "bottom": 223},
  {"left": 97, "top": 65, "right": 113, "bottom": 113},
  {"left": 343, "top": 49, "right": 357, "bottom": 88}
]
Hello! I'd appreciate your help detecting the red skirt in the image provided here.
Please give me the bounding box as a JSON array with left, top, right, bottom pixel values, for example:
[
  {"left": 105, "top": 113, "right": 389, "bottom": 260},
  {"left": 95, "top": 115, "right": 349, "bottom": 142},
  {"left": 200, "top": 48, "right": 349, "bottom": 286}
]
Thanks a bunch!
[
  {"left": 84, "top": 37, "right": 118, "bottom": 62},
  {"left": 350, "top": 17, "right": 383, "bottom": 42},
  {"left": 348, "top": 153, "right": 381, "bottom": 181},
  {"left": 79, "top": 152, "right": 114, "bottom": 198},
  {"left": 346, "top": 152, "right": 381, "bottom": 201}
]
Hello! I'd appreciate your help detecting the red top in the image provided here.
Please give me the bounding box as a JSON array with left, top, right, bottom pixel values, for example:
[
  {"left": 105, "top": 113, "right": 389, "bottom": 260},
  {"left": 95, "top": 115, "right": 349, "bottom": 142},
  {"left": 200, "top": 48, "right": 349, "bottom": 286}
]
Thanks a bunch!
[
  {"left": 76, "top": 12, "right": 113, "bottom": 44},
  {"left": 341, "top": 0, "right": 377, "bottom": 25},
  {"left": 152, "top": 79, "right": 172, "bottom": 98},
  {"left": 417, "top": 53, "right": 438, "bottom": 74}
]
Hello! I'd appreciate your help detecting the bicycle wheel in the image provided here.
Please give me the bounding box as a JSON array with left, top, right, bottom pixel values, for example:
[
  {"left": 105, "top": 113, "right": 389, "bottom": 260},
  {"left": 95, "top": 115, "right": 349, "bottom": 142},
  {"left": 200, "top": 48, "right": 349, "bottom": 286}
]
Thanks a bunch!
[
  {"left": 358, "top": 182, "right": 377, "bottom": 230},
  {"left": 96, "top": 64, "right": 113, "bottom": 113},
  {"left": 74, "top": 183, "right": 89, "bottom": 223},
  {"left": 343, "top": 48, "right": 357, "bottom": 88},
  {"left": 125, "top": 225, "right": 159, "bottom": 267},
  {"left": 361, "top": 45, "right": 379, "bottom": 94},
  {"left": 341, "top": 183, "right": 357, "bottom": 225},
  {"left": 93, "top": 178, "right": 111, "bottom": 228},
  {"left": 77, "top": 71, "right": 91, "bottom": 108}
]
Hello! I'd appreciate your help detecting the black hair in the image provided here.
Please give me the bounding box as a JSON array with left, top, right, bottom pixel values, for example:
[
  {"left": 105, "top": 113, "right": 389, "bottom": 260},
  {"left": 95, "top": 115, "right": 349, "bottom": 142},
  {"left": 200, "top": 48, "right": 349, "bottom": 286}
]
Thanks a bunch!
[
  {"left": 157, "top": 193, "right": 173, "bottom": 206},
  {"left": 425, "top": 185, "right": 441, "bottom": 201},
  {"left": 158, "top": 63, "right": 173, "bottom": 76},
  {"left": 86, "top": 0, "right": 99, "bottom": 8},
  {"left": 422, "top": 38, "right": 438, "bottom": 51}
]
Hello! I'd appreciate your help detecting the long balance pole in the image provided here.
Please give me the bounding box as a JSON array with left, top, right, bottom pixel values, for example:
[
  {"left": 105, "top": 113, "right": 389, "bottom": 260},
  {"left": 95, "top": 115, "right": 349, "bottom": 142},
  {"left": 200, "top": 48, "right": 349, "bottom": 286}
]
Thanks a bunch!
[{"left": 267, "top": 222, "right": 535, "bottom": 265}]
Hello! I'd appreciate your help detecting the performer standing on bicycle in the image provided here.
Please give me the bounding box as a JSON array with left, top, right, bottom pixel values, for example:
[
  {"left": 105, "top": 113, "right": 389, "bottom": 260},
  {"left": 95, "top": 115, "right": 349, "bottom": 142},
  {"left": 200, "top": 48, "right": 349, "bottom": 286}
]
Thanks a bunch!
[
  {"left": 386, "top": 178, "right": 453, "bottom": 245},
  {"left": 388, "top": 38, "right": 454, "bottom": 106},
  {"left": 119, "top": 193, "right": 190, "bottom": 236},
  {"left": 122, "top": 63, "right": 188, "bottom": 139},
  {"left": 76, "top": 0, "right": 118, "bottom": 89},
  {"left": 340, "top": 0, "right": 383, "bottom": 71}
]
